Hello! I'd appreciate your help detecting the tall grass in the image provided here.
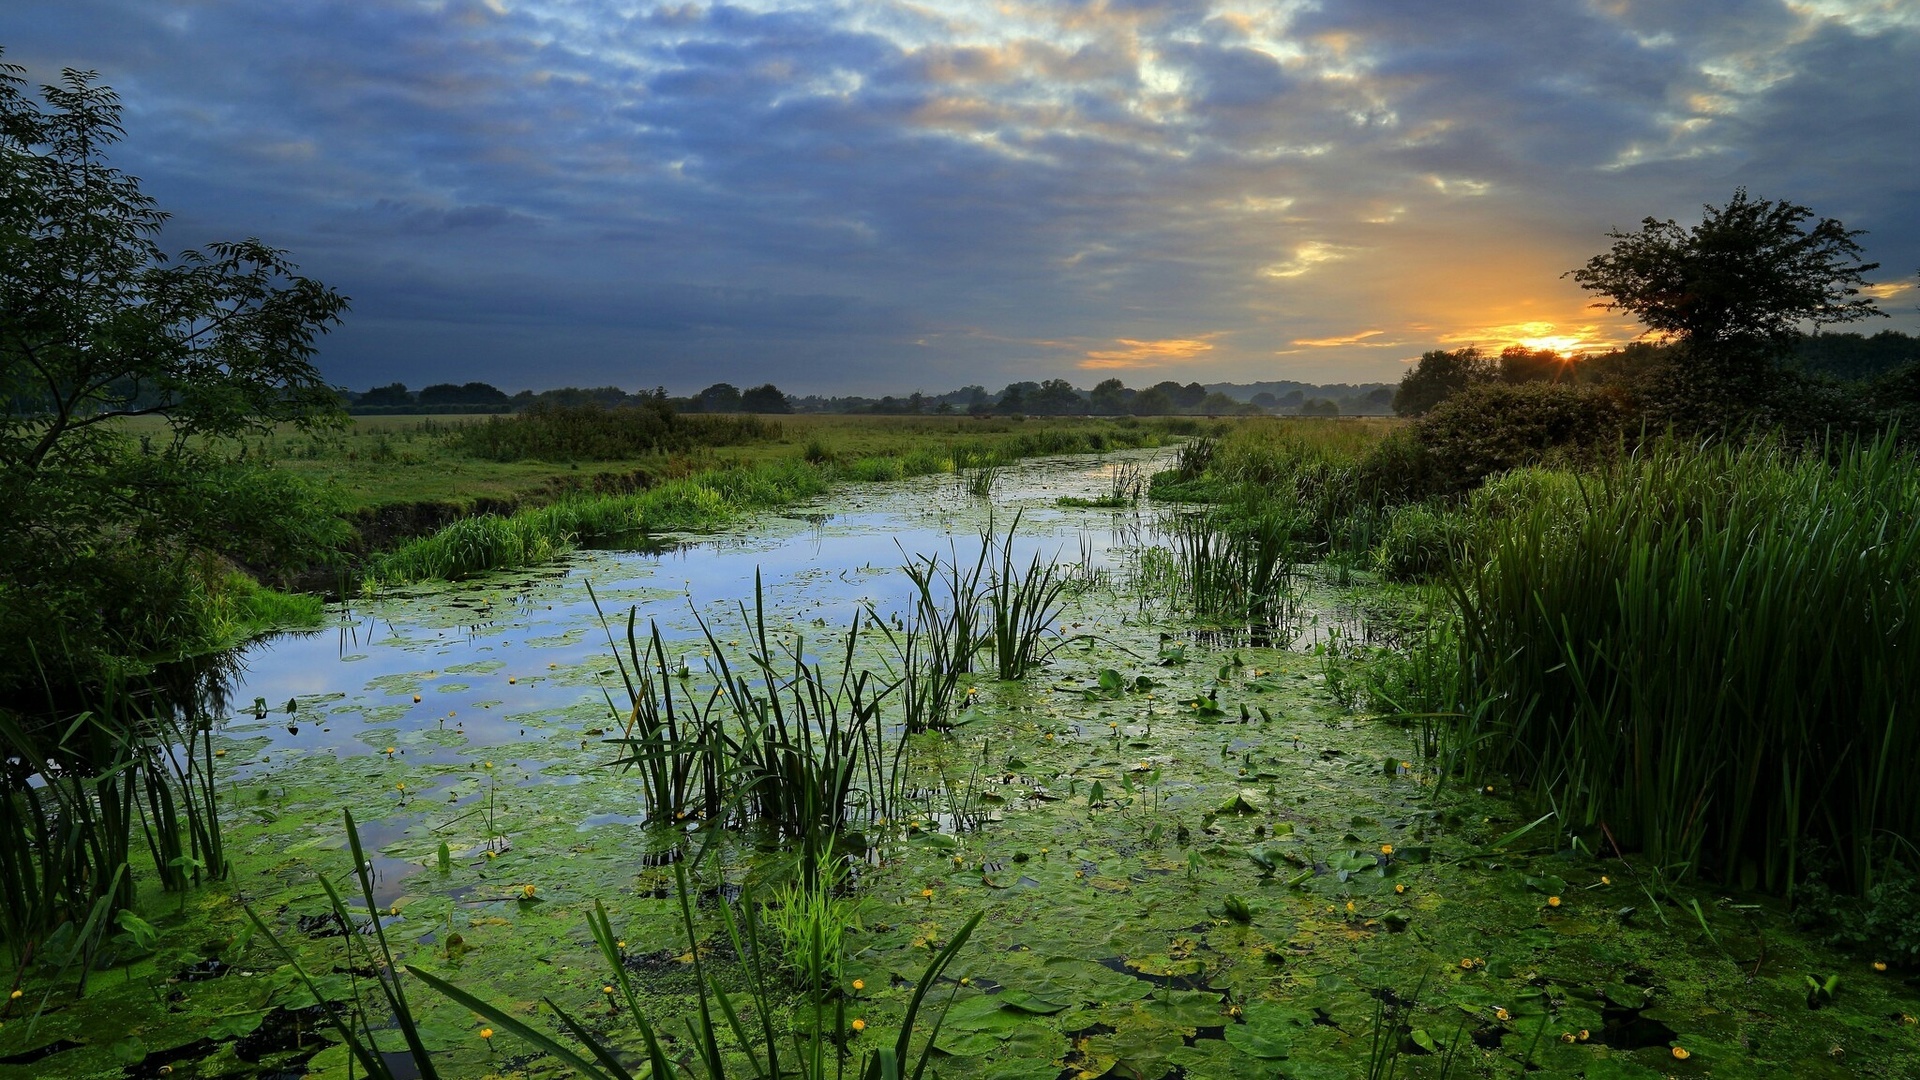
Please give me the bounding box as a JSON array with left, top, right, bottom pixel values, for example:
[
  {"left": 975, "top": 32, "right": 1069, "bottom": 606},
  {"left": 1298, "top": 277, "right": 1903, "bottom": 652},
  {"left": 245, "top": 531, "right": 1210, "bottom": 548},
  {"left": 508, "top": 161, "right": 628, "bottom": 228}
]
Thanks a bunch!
[
  {"left": 1164, "top": 504, "right": 1298, "bottom": 626},
  {"left": 1, "top": 680, "right": 227, "bottom": 974},
  {"left": 1431, "top": 435, "right": 1920, "bottom": 895},
  {"left": 982, "top": 513, "right": 1073, "bottom": 681},
  {"left": 602, "top": 577, "right": 903, "bottom": 865},
  {"left": 880, "top": 542, "right": 988, "bottom": 732}
]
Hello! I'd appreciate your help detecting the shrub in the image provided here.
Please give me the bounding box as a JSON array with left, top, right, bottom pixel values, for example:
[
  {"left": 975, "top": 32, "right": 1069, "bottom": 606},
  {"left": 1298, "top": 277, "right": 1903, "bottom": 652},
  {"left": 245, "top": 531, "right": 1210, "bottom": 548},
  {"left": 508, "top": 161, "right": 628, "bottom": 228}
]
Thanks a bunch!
[{"left": 1413, "top": 381, "right": 1628, "bottom": 492}]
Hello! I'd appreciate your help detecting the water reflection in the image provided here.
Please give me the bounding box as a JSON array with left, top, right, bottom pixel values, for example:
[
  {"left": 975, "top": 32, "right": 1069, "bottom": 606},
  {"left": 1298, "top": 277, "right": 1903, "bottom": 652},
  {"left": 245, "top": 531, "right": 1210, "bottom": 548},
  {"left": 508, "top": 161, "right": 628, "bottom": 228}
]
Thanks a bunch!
[{"left": 209, "top": 450, "right": 1178, "bottom": 770}]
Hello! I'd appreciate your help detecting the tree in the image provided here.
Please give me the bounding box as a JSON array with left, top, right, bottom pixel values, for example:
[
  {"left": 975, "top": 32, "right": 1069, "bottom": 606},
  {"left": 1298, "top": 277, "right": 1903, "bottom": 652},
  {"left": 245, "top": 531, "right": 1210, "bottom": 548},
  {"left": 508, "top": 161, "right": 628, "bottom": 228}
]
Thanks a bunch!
[
  {"left": 1089, "top": 377, "right": 1129, "bottom": 414},
  {"left": 1392, "top": 347, "right": 1496, "bottom": 416},
  {"left": 694, "top": 382, "right": 742, "bottom": 412},
  {"left": 739, "top": 383, "right": 790, "bottom": 413},
  {"left": 1569, "top": 189, "right": 1883, "bottom": 406},
  {"left": 1130, "top": 386, "right": 1173, "bottom": 416},
  {"left": 358, "top": 382, "right": 413, "bottom": 407},
  {"left": 1029, "top": 379, "right": 1086, "bottom": 415},
  {"left": 1, "top": 57, "right": 349, "bottom": 692}
]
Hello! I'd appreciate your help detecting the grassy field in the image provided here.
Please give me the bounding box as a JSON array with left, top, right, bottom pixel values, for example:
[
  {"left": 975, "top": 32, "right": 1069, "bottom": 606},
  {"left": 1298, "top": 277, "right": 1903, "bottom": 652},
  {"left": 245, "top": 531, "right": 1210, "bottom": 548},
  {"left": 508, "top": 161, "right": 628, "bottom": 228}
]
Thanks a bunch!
[{"left": 163, "top": 413, "right": 1202, "bottom": 514}]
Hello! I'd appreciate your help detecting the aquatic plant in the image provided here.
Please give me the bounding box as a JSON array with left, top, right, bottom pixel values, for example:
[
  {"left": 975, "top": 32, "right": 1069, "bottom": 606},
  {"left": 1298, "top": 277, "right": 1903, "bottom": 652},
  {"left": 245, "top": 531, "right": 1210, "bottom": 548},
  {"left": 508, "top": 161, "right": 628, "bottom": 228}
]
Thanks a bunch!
[
  {"left": 880, "top": 540, "right": 989, "bottom": 733},
  {"left": 1437, "top": 434, "right": 1920, "bottom": 895},
  {"left": 1, "top": 680, "right": 228, "bottom": 972},
  {"left": 251, "top": 812, "right": 978, "bottom": 1080},
  {"left": 1164, "top": 504, "right": 1298, "bottom": 628},
  {"left": 964, "top": 464, "right": 998, "bottom": 498},
  {"left": 595, "top": 587, "right": 728, "bottom": 824},
  {"left": 761, "top": 855, "right": 864, "bottom": 990},
  {"left": 982, "top": 512, "right": 1072, "bottom": 681}
]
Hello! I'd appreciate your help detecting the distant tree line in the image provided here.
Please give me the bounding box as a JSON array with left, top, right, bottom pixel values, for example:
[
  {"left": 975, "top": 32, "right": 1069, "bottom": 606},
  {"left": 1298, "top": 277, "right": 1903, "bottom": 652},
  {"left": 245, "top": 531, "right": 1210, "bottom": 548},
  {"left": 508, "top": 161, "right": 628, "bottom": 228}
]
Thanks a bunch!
[
  {"left": 1391, "top": 330, "right": 1920, "bottom": 429},
  {"left": 344, "top": 377, "right": 1399, "bottom": 417}
]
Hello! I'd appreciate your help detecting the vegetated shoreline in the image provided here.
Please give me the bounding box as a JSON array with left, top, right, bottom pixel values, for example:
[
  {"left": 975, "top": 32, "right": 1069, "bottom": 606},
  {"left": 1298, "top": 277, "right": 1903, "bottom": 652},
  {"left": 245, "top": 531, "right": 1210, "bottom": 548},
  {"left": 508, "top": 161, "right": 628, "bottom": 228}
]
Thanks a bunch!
[
  {"left": 359, "top": 419, "right": 1195, "bottom": 586},
  {"left": 10, "top": 453, "right": 1916, "bottom": 1079}
]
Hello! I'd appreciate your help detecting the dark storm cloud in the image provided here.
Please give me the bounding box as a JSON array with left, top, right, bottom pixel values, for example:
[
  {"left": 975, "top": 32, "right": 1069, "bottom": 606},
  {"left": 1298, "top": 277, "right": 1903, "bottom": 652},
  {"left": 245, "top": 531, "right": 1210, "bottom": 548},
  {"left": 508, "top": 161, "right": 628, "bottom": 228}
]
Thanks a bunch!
[{"left": 7, "top": 0, "right": 1917, "bottom": 391}]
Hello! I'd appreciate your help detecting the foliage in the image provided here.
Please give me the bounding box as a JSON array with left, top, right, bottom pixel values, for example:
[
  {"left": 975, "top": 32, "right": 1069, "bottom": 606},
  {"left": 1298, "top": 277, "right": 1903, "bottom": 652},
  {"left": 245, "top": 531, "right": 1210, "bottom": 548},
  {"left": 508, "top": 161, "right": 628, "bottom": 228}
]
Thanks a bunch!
[
  {"left": 0, "top": 55, "right": 345, "bottom": 693},
  {"left": 1431, "top": 435, "right": 1920, "bottom": 895},
  {"left": 1793, "top": 849, "right": 1920, "bottom": 966},
  {"left": 2, "top": 679, "right": 227, "bottom": 966},
  {"left": 1411, "top": 381, "right": 1629, "bottom": 492},
  {"left": 446, "top": 397, "right": 779, "bottom": 461},
  {"left": 1569, "top": 189, "right": 1884, "bottom": 409},
  {"left": 1391, "top": 347, "right": 1497, "bottom": 417}
]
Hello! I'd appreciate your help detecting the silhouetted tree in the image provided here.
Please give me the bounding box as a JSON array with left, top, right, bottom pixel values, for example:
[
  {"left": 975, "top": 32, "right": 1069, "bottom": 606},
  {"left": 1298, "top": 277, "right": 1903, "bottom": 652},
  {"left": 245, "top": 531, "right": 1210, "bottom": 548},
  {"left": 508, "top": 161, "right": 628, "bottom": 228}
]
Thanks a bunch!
[
  {"left": 1090, "top": 377, "right": 1129, "bottom": 413},
  {"left": 1569, "top": 188, "right": 1883, "bottom": 412},
  {"left": 1131, "top": 386, "right": 1173, "bottom": 415},
  {"left": 740, "top": 383, "right": 790, "bottom": 413},
  {"left": 695, "top": 382, "right": 742, "bottom": 412},
  {"left": 1392, "top": 347, "right": 1497, "bottom": 416},
  {"left": 359, "top": 382, "right": 413, "bottom": 407}
]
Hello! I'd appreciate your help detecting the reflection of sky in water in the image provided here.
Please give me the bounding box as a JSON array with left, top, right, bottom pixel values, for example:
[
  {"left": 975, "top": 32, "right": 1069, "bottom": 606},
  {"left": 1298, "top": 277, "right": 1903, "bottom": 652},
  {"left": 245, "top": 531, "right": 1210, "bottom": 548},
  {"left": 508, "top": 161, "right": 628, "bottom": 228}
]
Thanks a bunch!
[{"left": 219, "top": 450, "right": 1174, "bottom": 767}]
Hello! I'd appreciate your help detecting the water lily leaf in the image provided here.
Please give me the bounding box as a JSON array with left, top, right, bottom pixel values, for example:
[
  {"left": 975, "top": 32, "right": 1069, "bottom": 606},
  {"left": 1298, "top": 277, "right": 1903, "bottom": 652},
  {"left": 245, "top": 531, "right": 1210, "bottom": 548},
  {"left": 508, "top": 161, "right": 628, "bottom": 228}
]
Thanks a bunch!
[
  {"left": 1140, "top": 990, "right": 1226, "bottom": 1028},
  {"left": 1524, "top": 874, "right": 1568, "bottom": 896},
  {"left": 1220, "top": 789, "right": 1265, "bottom": 814},
  {"left": 1603, "top": 982, "right": 1649, "bottom": 1009},
  {"left": 1085, "top": 1022, "right": 1184, "bottom": 1078},
  {"left": 109, "top": 1037, "right": 148, "bottom": 1065},
  {"left": 998, "top": 989, "right": 1071, "bottom": 1014},
  {"left": 1014, "top": 957, "right": 1152, "bottom": 1004},
  {"left": 1224, "top": 1002, "right": 1311, "bottom": 1059}
]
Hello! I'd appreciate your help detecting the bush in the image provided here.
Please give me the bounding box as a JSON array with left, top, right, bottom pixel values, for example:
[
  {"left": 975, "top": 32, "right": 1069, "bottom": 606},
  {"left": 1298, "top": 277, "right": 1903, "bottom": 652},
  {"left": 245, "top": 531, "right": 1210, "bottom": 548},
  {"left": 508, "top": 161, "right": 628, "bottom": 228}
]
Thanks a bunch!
[{"left": 1414, "top": 381, "right": 1628, "bottom": 492}]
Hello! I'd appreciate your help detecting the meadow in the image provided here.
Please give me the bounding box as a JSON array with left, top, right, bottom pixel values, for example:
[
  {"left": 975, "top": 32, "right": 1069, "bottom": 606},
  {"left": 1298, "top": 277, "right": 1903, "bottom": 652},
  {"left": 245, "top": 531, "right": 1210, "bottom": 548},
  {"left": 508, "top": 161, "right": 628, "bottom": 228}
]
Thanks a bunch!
[{"left": 3, "top": 413, "right": 1917, "bottom": 1079}]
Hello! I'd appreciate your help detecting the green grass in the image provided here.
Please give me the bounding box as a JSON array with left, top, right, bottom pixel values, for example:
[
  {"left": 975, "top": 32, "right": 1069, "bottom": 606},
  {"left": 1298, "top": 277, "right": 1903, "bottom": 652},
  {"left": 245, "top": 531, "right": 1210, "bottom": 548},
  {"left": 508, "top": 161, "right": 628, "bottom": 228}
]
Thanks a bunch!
[{"left": 1415, "top": 434, "right": 1920, "bottom": 896}]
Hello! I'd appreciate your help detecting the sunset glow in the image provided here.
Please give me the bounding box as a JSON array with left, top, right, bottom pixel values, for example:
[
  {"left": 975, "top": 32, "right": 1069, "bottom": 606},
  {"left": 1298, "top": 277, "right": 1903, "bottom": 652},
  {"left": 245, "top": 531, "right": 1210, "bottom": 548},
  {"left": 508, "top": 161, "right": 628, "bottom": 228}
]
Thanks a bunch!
[{"left": 8, "top": 1, "right": 1916, "bottom": 392}]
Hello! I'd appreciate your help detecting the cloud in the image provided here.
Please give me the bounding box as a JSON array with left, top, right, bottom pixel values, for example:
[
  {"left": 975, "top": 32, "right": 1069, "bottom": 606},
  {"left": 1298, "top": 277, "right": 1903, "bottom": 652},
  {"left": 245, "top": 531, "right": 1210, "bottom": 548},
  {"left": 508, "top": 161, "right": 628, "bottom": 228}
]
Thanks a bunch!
[
  {"left": 6, "top": 0, "right": 1916, "bottom": 392},
  {"left": 1293, "top": 329, "right": 1391, "bottom": 347},
  {"left": 1079, "top": 335, "right": 1221, "bottom": 369}
]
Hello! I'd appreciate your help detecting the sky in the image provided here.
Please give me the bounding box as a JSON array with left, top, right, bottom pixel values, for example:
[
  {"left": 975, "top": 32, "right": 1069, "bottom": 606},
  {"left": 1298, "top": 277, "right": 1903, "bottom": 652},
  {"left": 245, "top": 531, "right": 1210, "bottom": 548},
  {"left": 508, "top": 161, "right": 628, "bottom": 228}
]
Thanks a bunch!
[{"left": 9, "top": 1, "right": 1919, "bottom": 395}]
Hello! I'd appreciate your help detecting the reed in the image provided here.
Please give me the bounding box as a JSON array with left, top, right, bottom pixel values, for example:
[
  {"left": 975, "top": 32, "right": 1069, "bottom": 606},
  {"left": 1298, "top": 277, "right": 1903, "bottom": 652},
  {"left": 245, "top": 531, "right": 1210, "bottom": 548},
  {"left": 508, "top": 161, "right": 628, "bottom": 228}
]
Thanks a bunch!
[
  {"left": 249, "top": 815, "right": 981, "bottom": 1080},
  {"left": 1435, "top": 434, "right": 1920, "bottom": 895},
  {"left": 1, "top": 680, "right": 228, "bottom": 969},
  {"left": 981, "top": 512, "right": 1072, "bottom": 681},
  {"left": 880, "top": 541, "right": 988, "bottom": 733},
  {"left": 1164, "top": 504, "right": 1298, "bottom": 627}
]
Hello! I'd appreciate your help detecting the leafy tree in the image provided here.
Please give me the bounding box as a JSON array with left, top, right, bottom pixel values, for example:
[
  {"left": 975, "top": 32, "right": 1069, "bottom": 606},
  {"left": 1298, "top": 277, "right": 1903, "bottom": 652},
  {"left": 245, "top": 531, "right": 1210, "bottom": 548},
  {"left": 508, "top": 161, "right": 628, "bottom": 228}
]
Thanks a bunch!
[
  {"left": 694, "top": 382, "right": 743, "bottom": 412},
  {"left": 1, "top": 56, "right": 348, "bottom": 692},
  {"left": 1392, "top": 347, "right": 1496, "bottom": 416},
  {"left": 1130, "top": 386, "right": 1173, "bottom": 416},
  {"left": 1198, "top": 391, "right": 1237, "bottom": 414},
  {"left": 358, "top": 382, "right": 413, "bottom": 407},
  {"left": 1497, "top": 346, "right": 1568, "bottom": 384},
  {"left": 740, "top": 383, "right": 790, "bottom": 413},
  {"left": 1029, "top": 378, "right": 1086, "bottom": 415},
  {"left": 1089, "top": 377, "right": 1129, "bottom": 413},
  {"left": 1299, "top": 398, "right": 1340, "bottom": 417},
  {"left": 1569, "top": 189, "right": 1884, "bottom": 410},
  {"left": 416, "top": 381, "right": 508, "bottom": 407}
]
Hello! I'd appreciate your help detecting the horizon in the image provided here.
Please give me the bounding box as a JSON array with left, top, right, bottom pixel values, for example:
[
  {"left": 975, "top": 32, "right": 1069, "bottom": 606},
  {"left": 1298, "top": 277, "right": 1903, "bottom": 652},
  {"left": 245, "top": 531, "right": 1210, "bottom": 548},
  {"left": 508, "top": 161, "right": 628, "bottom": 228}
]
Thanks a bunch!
[{"left": 9, "top": 1, "right": 1919, "bottom": 393}]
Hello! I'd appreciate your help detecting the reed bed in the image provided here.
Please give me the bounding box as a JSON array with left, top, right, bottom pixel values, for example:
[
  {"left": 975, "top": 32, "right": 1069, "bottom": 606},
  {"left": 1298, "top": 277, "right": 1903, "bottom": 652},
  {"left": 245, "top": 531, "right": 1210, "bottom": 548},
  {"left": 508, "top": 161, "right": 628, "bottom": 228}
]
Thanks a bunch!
[
  {"left": 1428, "top": 435, "right": 1920, "bottom": 895},
  {"left": 1, "top": 684, "right": 228, "bottom": 973}
]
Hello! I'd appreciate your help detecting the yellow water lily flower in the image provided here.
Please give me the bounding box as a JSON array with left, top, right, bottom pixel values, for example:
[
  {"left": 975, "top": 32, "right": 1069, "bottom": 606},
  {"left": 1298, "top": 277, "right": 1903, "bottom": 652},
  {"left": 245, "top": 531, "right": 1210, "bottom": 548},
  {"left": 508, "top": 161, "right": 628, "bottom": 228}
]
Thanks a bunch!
[{"left": 1671, "top": 1047, "right": 1690, "bottom": 1060}]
